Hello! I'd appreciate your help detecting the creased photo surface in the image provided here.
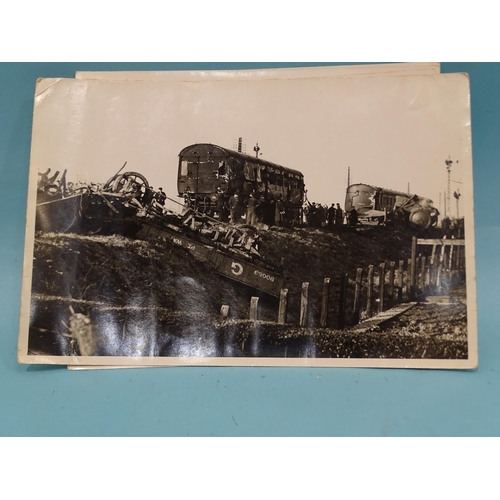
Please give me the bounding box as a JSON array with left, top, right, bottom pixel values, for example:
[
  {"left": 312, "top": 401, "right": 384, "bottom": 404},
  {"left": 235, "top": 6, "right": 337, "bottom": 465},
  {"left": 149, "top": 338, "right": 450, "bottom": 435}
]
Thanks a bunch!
[{"left": 19, "top": 72, "right": 477, "bottom": 368}]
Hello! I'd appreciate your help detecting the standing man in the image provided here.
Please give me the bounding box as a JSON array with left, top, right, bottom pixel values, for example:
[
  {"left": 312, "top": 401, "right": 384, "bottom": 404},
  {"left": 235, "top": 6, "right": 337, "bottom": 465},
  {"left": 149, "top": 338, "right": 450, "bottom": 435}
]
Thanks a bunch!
[
  {"left": 246, "top": 193, "right": 258, "bottom": 227},
  {"left": 335, "top": 203, "right": 344, "bottom": 227},
  {"left": 155, "top": 187, "right": 166, "bottom": 206},
  {"left": 275, "top": 196, "right": 285, "bottom": 227},
  {"left": 348, "top": 207, "right": 359, "bottom": 227},
  {"left": 229, "top": 192, "right": 241, "bottom": 224},
  {"left": 216, "top": 188, "right": 228, "bottom": 222},
  {"left": 327, "top": 203, "right": 336, "bottom": 230},
  {"left": 141, "top": 185, "right": 155, "bottom": 208}
]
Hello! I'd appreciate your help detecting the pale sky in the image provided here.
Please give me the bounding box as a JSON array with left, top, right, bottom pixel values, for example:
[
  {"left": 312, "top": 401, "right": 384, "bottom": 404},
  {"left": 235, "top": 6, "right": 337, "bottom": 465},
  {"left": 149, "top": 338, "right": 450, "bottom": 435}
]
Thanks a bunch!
[{"left": 31, "top": 73, "right": 472, "bottom": 218}]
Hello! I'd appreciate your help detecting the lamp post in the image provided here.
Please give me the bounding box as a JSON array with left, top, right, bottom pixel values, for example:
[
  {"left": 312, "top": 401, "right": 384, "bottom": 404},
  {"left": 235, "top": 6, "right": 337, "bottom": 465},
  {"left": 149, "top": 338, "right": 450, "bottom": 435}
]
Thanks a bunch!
[
  {"left": 454, "top": 190, "right": 461, "bottom": 218},
  {"left": 445, "top": 156, "right": 460, "bottom": 218},
  {"left": 445, "top": 156, "right": 453, "bottom": 218}
]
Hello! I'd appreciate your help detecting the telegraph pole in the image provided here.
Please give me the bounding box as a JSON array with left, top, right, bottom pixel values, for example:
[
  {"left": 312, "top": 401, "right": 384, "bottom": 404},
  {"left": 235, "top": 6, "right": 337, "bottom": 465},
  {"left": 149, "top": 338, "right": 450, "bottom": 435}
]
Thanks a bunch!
[
  {"left": 454, "top": 190, "right": 461, "bottom": 218},
  {"left": 444, "top": 156, "right": 456, "bottom": 218}
]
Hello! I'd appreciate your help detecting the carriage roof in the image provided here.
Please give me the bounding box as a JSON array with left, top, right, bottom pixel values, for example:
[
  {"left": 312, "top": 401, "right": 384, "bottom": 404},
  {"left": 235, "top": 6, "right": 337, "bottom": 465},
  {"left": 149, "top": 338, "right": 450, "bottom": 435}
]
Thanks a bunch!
[
  {"left": 346, "top": 183, "right": 413, "bottom": 199},
  {"left": 179, "top": 143, "right": 304, "bottom": 178}
]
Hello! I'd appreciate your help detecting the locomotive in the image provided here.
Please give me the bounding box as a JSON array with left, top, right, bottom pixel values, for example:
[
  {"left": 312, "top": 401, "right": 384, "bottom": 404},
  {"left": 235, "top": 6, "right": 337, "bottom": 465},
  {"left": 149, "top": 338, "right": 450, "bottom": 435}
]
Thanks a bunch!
[
  {"left": 177, "top": 143, "right": 305, "bottom": 222},
  {"left": 344, "top": 183, "right": 439, "bottom": 229}
]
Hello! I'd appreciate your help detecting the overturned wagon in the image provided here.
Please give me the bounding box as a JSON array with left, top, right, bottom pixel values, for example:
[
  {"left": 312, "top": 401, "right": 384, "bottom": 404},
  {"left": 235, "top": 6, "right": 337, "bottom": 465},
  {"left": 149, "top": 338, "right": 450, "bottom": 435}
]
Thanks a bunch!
[
  {"left": 35, "top": 168, "right": 284, "bottom": 297},
  {"left": 137, "top": 223, "right": 284, "bottom": 297}
]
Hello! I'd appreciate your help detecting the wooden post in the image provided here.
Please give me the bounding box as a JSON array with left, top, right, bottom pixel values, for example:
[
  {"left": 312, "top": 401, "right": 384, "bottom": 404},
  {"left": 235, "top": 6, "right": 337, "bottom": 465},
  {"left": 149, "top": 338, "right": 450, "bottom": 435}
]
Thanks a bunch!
[
  {"left": 436, "top": 245, "right": 445, "bottom": 289},
  {"left": 449, "top": 238, "right": 455, "bottom": 271},
  {"left": 460, "top": 242, "right": 465, "bottom": 274},
  {"left": 338, "top": 273, "right": 348, "bottom": 329},
  {"left": 220, "top": 305, "right": 230, "bottom": 317},
  {"left": 249, "top": 297, "right": 259, "bottom": 321},
  {"left": 388, "top": 261, "right": 395, "bottom": 308},
  {"left": 320, "top": 278, "right": 330, "bottom": 328},
  {"left": 415, "top": 256, "right": 421, "bottom": 294},
  {"left": 366, "top": 265, "right": 374, "bottom": 318},
  {"left": 455, "top": 240, "right": 461, "bottom": 269},
  {"left": 397, "top": 260, "right": 404, "bottom": 303},
  {"left": 424, "top": 257, "right": 432, "bottom": 292},
  {"left": 406, "top": 258, "right": 412, "bottom": 301},
  {"left": 378, "top": 262, "right": 386, "bottom": 313},
  {"left": 457, "top": 233, "right": 463, "bottom": 278},
  {"left": 300, "top": 282, "right": 309, "bottom": 327},
  {"left": 430, "top": 244, "right": 437, "bottom": 265},
  {"left": 429, "top": 243, "right": 437, "bottom": 289},
  {"left": 429, "top": 251, "right": 436, "bottom": 289},
  {"left": 353, "top": 268, "right": 363, "bottom": 323},
  {"left": 420, "top": 256, "right": 426, "bottom": 295},
  {"left": 278, "top": 288, "right": 288, "bottom": 325},
  {"left": 410, "top": 236, "right": 417, "bottom": 292}
]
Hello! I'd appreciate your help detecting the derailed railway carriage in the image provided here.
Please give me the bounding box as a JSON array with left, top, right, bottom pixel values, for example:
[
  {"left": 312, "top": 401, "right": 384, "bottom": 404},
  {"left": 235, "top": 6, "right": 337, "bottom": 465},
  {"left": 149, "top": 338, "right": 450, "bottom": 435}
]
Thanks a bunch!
[
  {"left": 345, "top": 183, "right": 439, "bottom": 229},
  {"left": 178, "top": 143, "right": 305, "bottom": 222}
]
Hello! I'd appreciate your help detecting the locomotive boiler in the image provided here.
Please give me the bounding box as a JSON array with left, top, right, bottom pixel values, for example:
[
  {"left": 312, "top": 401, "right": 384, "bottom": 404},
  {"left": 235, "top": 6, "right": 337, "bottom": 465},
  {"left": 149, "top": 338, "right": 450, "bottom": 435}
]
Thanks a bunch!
[
  {"left": 177, "top": 143, "right": 305, "bottom": 222},
  {"left": 345, "top": 183, "right": 439, "bottom": 229}
]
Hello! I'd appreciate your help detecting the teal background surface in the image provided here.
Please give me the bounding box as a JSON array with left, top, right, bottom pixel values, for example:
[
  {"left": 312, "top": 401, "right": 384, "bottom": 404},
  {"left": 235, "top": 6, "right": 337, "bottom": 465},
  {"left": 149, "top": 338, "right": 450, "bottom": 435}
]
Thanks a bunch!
[{"left": 1, "top": 62, "right": 498, "bottom": 436}]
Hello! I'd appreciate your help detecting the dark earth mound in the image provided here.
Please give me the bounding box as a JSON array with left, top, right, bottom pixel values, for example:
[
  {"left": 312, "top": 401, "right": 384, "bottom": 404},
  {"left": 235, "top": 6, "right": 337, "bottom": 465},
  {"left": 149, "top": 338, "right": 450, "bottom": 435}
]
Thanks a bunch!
[{"left": 28, "top": 225, "right": 467, "bottom": 359}]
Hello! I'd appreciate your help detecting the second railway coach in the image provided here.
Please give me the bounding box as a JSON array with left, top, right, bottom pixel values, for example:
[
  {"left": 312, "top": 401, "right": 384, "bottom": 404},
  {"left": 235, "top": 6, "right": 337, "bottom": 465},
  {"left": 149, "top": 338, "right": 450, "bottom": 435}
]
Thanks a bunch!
[{"left": 345, "top": 183, "right": 439, "bottom": 229}]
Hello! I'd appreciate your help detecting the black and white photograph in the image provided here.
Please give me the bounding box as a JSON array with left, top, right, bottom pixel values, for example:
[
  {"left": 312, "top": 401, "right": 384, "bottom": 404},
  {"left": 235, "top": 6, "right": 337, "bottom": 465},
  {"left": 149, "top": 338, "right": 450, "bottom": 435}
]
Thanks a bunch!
[{"left": 18, "top": 68, "right": 477, "bottom": 368}]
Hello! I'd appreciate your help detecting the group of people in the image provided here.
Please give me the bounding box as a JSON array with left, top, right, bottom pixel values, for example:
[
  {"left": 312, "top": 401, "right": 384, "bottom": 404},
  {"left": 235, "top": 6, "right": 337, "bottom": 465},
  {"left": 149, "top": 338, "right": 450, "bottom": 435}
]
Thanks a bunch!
[
  {"left": 116, "top": 182, "right": 173, "bottom": 219},
  {"left": 305, "top": 202, "right": 359, "bottom": 229},
  {"left": 185, "top": 189, "right": 291, "bottom": 228},
  {"left": 136, "top": 185, "right": 166, "bottom": 213},
  {"left": 228, "top": 192, "right": 297, "bottom": 228},
  {"left": 183, "top": 188, "right": 363, "bottom": 230}
]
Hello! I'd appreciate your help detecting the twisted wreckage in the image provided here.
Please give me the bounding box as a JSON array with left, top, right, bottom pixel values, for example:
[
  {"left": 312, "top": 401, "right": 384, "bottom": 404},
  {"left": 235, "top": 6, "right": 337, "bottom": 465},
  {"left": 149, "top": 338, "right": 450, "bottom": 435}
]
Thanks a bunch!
[{"left": 35, "top": 167, "right": 284, "bottom": 297}]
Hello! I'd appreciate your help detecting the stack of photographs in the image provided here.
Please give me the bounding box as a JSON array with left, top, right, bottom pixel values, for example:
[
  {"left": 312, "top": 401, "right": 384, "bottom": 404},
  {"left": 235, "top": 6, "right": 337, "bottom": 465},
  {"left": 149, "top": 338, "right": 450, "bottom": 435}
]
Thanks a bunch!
[{"left": 18, "top": 63, "right": 477, "bottom": 369}]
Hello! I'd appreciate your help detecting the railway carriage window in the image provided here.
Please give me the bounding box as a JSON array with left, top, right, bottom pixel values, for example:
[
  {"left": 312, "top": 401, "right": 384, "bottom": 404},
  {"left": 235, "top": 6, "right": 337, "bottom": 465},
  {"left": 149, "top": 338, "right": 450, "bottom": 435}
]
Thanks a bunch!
[
  {"left": 181, "top": 160, "right": 188, "bottom": 176},
  {"left": 228, "top": 157, "right": 238, "bottom": 174},
  {"left": 268, "top": 170, "right": 277, "bottom": 184},
  {"left": 244, "top": 163, "right": 257, "bottom": 182},
  {"left": 256, "top": 165, "right": 262, "bottom": 182}
]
